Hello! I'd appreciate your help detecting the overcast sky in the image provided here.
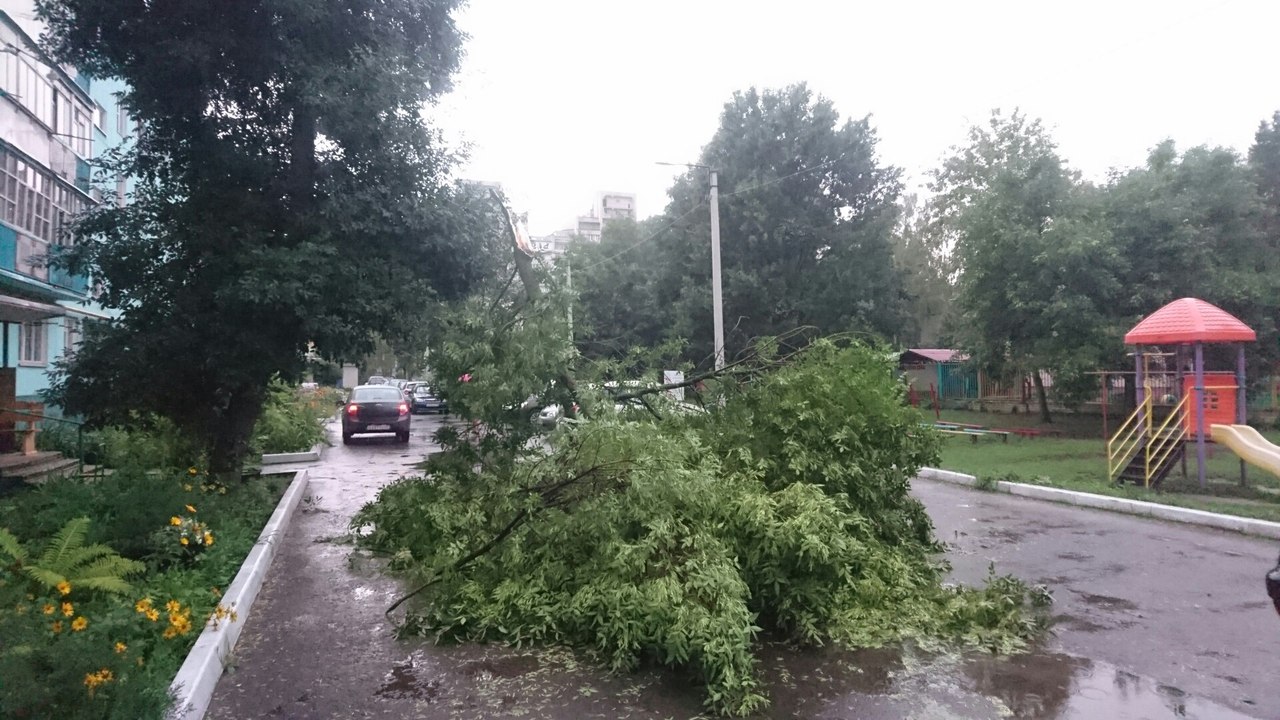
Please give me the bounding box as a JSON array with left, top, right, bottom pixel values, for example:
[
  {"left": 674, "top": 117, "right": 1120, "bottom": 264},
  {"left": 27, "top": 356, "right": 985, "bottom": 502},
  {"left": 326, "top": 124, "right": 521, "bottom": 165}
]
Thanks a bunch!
[{"left": 432, "top": 0, "right": 1280, "bottom": 235}]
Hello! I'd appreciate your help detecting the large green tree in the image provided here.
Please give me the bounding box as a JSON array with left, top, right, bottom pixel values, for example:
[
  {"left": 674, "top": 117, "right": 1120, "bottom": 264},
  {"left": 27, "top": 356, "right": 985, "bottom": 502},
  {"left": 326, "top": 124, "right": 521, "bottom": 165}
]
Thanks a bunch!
[
  {"left": 892, "top": 193, "right": 958, "bottom": 345},
  {"left": 1106, "top": 141, "right": 1279, "bottom": 375},
  {"left": 935, "top": 110, "right": 1118, "bottom": 421},
  {"left": 648, "top": 84, "right": 906, "bottom": 365},
  {"left": 38, "top": 0, "right": 483, "bottom": 472}
]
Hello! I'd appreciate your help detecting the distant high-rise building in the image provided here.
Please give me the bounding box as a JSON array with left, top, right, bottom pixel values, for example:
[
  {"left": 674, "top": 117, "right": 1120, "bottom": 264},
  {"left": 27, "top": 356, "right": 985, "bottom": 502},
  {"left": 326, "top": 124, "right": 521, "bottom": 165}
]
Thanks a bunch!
[
  {"left": 530, "top": 190, "right": 636, "bottom": 258},
  {"left": 598, "top": 192, "right": 636, "bottom": 223}
]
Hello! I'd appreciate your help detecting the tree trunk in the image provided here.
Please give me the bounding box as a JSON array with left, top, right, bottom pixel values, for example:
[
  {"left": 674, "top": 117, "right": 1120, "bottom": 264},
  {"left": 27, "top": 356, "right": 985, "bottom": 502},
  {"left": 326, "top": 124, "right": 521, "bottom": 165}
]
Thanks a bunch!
[
  {"left": 490, "top": 189, "right": 579, "bottom": 419},
  {"left": 1033, "top": 370, "right": 1053, "bottom": 423},
  {"left": 208, "top": 386, "right": 266, "bottom": 481}
]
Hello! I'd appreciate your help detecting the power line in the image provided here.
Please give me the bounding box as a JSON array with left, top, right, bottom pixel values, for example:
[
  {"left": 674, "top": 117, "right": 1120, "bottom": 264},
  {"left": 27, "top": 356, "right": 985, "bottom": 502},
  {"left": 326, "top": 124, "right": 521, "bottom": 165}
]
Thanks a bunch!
[
  {"left": 720, "top": 154, "right": 846, "bottom": 198},
  {"left": 575, "top": 199, "right": 706, "bottom": 272},
  {"left": 571, "top": 154, "right": 846, "bottom": 272}
]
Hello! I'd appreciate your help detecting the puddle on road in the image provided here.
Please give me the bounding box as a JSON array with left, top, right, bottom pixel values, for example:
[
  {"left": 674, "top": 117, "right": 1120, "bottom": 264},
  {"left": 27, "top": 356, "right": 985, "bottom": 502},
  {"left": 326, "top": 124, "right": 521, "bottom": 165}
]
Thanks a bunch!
[
  {"left": 369, "top": 641, "right": 1257, "bottom": 719},
  {"left": 758, "top": 645, "right": 1259, "bottom": 719}
]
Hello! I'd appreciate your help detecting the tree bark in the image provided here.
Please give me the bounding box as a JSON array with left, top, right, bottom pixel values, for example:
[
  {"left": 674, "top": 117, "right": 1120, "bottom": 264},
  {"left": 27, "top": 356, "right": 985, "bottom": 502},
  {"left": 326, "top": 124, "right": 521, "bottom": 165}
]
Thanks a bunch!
[
  {"left": 208, "top": 386, "right": 266, "bottom": 480},
  {"left": 490, "top": 189, "right": 579, "bottom": 419},
  {"left": 1033, "top": 370, "right": 1053, "bottom": 423}
]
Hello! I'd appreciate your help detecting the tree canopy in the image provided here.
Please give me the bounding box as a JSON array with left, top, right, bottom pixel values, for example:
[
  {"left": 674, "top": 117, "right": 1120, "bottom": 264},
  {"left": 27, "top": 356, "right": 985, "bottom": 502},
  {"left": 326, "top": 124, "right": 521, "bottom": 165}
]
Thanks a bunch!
[
  {"left": 571, "top": 84, "right": 907, "bottom": 368},
  {"left": 38, "top": 0, "right": 486, "bottom": 472}
]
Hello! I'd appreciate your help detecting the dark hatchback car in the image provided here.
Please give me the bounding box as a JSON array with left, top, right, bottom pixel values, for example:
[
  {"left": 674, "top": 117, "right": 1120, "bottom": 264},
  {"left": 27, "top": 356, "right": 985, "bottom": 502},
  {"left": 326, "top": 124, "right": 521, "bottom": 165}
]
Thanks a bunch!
[
  {"left": 410, "top": 385, "right": 447, "bottom": 414},
  {"left": 342, "top": 385, "right": 410, "bottom": 444}
]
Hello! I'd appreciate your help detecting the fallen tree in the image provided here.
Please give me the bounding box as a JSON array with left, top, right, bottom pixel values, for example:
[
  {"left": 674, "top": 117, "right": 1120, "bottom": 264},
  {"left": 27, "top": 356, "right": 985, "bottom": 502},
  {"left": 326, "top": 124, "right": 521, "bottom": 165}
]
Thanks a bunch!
[{"left": 354, "top": 327, "right": 1051, "bottom": 715}]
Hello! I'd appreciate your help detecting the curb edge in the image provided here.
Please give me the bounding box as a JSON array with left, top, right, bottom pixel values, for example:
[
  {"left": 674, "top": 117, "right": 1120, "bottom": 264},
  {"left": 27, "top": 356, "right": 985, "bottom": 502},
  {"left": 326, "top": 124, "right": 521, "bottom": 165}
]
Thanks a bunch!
[
  {"left": 915, "top": 467, "right": 1280, "bottom": 540},
  {"left": 166, "top": 468, "right": 312, "bottom": 720}
]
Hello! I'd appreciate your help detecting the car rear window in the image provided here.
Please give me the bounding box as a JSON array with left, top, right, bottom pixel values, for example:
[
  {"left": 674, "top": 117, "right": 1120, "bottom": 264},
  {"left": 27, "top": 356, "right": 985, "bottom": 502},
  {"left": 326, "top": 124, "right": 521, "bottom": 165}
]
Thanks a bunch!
[{"left": 352, "top": 387, "right": 403, "bottom": 402}]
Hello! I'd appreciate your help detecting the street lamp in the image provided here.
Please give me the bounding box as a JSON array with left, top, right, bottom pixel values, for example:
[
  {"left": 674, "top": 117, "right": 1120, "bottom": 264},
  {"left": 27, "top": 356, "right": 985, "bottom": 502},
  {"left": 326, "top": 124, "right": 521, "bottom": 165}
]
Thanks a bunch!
[{"left": 657, "top": 162, "right": 724, "bottom": 370}]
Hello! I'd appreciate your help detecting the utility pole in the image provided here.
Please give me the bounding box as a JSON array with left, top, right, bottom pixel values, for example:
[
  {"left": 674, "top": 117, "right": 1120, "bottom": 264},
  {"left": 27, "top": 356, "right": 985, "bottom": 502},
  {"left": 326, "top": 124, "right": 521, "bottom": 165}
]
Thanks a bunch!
[
  {"left": 656, "top": 161, "right": 725, "bottom": 370},
  {"left": 709, "top": 170, "right": 724, "bottom": 370},
  {"left": 566, "top": 255, "right": 574, "bottom": 344}
]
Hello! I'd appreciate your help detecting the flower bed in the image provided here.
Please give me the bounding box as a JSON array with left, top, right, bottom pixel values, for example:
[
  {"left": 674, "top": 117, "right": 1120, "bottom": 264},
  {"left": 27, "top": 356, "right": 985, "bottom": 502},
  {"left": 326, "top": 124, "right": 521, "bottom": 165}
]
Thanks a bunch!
[{"left": 0, "top": 467, "right": 289, "bottom": 718}]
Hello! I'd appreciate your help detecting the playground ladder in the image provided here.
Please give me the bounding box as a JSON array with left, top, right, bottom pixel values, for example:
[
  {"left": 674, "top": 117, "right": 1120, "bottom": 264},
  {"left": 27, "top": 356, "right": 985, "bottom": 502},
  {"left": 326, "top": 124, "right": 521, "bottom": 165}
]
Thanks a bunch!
[{"left": 1107, "top": 394, "right": 1190, "bottom": 488}]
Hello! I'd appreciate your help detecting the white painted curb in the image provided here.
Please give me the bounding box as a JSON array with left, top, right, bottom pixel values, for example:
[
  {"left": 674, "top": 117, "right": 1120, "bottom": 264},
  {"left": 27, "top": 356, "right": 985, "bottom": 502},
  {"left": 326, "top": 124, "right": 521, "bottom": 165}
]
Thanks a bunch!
[
  {"left": 916, "top": 467, "right": 1280, "bottom": 540},
  {"left": 167, "top": 469, "right": 312, "bottom": 720},
  {"left": 260, "top": 440, "right": 325, "bottom": 466}
]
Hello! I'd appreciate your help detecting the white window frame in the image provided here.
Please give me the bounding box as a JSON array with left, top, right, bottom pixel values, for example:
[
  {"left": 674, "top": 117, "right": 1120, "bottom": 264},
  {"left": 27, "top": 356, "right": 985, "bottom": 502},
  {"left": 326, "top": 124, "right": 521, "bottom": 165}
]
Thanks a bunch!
[
  {"left": 63, "top": 317, "right": 81, "bottom": 357},
  {"left": 19, "top": 321, "right": 46, "bottom": 366}
]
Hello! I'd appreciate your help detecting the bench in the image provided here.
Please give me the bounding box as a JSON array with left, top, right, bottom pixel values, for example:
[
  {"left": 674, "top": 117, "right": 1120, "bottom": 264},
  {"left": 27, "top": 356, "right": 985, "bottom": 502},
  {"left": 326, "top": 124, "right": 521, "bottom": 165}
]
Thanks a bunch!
[{"left": 937, "top": 428, "right": 1009, "bottom": 444}]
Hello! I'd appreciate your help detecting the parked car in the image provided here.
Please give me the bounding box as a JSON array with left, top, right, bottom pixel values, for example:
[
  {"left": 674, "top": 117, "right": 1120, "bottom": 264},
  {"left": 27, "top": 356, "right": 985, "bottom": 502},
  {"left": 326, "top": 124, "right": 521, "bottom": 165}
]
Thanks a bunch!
[
  {"left": 410, "top": 385, "right": 447, "bottom": 414},
  {"left": 342, "top": 384, "right": 410, "bottom": 444},
  {"left": 403, "top": 381, "right": 424, "bottom": 397},
  {"left": 537, "top": 404, "right": 563, "bottom": 426},
  {"left": 366, "top": 375, "right": 389, "bottom": 385}
]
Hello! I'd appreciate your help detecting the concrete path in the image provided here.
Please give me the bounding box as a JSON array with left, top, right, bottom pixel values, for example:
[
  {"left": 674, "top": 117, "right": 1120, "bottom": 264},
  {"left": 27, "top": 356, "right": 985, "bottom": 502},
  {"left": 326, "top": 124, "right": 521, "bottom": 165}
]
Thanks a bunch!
[
  {"left": 914, "top": 478, "right": 1280, "bottom": 718},
  {"left": 205, "top": 419, "right": 1273, "bottom": 719}
]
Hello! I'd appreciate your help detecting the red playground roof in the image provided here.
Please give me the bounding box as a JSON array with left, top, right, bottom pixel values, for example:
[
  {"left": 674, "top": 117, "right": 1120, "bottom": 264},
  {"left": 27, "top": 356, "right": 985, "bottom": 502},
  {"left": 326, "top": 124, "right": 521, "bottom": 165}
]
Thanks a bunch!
[{"left": 1124, "top": 297, "right": 1256, "bottom": 345}]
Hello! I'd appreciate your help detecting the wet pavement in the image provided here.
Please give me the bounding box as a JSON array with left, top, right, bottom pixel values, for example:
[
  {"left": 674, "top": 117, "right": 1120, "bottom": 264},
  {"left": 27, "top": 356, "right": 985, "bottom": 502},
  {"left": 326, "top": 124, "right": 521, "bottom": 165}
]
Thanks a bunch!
[{"left": 206, "top": 421, "right": 1273, "bottom": 719}]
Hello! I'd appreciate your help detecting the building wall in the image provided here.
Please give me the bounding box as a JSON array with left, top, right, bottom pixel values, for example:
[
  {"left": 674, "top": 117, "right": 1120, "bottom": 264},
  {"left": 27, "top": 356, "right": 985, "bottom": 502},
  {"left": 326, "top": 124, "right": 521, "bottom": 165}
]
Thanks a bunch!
[{"left": 0, "top": 8, "right": 123, "bottom": 407}]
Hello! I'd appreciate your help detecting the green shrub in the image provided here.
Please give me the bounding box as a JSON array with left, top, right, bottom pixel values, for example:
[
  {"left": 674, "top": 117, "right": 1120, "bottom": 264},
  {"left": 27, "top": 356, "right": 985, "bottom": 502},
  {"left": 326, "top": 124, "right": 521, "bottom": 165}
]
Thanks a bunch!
[
  {"left": 251, "top": 380, "right": 330, "bottom": 455},
  {"left": 0, "top": 471, "right": 287, "bottom": 718}
]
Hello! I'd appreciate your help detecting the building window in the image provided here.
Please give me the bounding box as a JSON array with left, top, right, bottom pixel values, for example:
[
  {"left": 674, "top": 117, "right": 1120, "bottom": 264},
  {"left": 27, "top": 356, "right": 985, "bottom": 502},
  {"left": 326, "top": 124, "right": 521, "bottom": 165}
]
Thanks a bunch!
[
  {"left": 63, "top": 317, "right": 81, "bottom": 356},
  {"left": 20, "top": 321, "right": 46, "bottom": 365},
  {"left": 0, "top": 146, "right": 89, "bottom": 245},
  {"left": 117, "top": 105, "right": 129, "bottom": 136}
]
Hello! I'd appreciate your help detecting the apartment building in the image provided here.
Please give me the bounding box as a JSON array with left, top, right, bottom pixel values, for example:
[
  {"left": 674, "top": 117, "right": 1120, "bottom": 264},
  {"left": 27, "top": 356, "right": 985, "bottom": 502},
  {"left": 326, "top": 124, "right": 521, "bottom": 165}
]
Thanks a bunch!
[{"left": 0, "top": 9, "right": 123, "bottom": 407}]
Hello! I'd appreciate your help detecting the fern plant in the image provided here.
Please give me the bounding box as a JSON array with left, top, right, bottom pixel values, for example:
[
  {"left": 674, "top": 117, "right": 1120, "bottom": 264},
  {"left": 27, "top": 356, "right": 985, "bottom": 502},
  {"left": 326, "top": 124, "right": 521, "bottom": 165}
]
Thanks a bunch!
[{"left": 0, "top": 517, "right": 144, "bottom": 596}]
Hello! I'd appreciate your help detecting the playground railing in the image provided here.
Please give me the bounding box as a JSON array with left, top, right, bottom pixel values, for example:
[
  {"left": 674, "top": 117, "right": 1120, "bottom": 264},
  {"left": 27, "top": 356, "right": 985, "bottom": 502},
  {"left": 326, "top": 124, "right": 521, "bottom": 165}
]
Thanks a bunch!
[
  {"left": 1107, "top": 395, "right": 1150, "bottom": 481},
  {"left": 1144, "top": 394, "right": 1189, "bottom": 488}
]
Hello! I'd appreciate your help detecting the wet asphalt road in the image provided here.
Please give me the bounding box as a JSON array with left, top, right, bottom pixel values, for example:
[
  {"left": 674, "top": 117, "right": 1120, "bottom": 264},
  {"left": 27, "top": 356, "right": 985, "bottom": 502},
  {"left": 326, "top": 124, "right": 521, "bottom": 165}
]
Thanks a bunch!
[
  {"left": 914, "top": 479, "right": 1280, "bottom": 717},
  {"left": 205, "top": 418, "right": 1275, "bottom": 719}
]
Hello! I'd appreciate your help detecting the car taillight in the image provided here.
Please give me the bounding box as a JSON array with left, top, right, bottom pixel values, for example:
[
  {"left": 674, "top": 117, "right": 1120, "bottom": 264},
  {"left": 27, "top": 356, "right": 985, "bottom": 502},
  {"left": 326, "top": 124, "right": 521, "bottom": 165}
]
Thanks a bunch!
[
  {"left": 398, "top": 402, "right": 409, "bottom": 415},
  {"left": 346, "top": 404, "right": 359, "bottom": 416}
]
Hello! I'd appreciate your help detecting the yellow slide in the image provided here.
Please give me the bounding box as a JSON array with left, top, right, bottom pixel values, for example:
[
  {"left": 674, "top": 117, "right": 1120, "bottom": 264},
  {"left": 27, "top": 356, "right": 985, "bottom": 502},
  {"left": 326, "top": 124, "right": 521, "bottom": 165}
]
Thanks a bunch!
[{"left": 1210, "top": 424, "right": 1280, "bottom": 479}]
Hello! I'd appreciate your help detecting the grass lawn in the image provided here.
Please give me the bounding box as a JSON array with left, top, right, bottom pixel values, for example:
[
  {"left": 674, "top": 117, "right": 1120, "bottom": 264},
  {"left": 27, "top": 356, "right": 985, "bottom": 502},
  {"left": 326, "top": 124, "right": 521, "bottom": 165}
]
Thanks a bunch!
[{"left": 935, "top": 420, "right": 1280, "bottom": 524}]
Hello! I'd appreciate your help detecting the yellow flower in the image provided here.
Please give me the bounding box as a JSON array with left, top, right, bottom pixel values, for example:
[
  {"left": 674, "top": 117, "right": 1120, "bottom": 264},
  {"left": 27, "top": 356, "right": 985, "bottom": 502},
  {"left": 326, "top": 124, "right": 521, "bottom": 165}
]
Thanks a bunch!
[
  {"left": 115, "top": 641, "right": 128, "bottom": 654},
  {"left": 163, "top": 626, "right": 178, "bottom": 639},
  {"left": 184, "top": 484, "right": 193, "bottom": 491},
  {"left": 180, "top": 537, "right": 189, "bottom": 546},
  {"left": 135, "top": 598, "right": 152, "bottom": 613},
  {"left": 219, "top": 486, "right": 227, "bottom": 495},
  {"left": 71, "top": 616, "right": 88, "bottom": 632},
  {"left": 42, "top": 603, "right": 55, "bottom": 615},
  {"left": 165, "top": 600, "right": 182, "bottom": 614},
  {"left": 185, "top": 504, "right": 197, "bottom": 513},
  {"left": 145, "top": 608, "right": 160, "bottom": 622},
  {"left": 51, "top": 620, "right": 63, "bottom": 634},
  {"left": 188, "top": 466, "right": 199, "bottom": 476},
  {"left": 61, "top": 601, "right": 74, "bottom": 617},
  {"left": 203, "top": 532, "right": 214, "bottom": 546},
  {"left": 56, "top": 581, "right": 71, "bottom": 596},
  {"left": 170, "top": 516, "right": 182, "bottom": 526},
  {"left": 211, "top": 587, "right": 221, "bottom": 598}
]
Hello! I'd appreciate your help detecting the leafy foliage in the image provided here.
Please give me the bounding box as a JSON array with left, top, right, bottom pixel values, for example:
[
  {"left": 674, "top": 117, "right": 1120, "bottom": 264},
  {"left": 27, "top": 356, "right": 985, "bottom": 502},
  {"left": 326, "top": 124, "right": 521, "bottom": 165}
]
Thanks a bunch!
[
  {"left": 932, "top": 110, "right": 1119, "bottom": 421},
  {"left": 354, "top": 338, "right": 1050, "bottom": 715},
  {"left": 570, "top": 84, "right": 907, "bottom": 367},
  {"left": 1, "top": 518, "right": 144, "bottom": 596},
  {"left": 250, "top": 380, "right": 331, "bottom": 455},
  {"left": 36, "top": 0, "right": 479, "bottom": 474},
  {"left": 0, "top": 470, "right": 287, "bottom": 718}
]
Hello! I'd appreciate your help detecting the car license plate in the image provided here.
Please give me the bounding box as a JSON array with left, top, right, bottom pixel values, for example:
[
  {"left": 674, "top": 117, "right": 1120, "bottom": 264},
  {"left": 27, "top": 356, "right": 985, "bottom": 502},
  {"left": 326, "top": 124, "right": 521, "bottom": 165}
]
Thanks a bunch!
[{"left": 367, "top": 424, "right": 391, "bottom": 431}]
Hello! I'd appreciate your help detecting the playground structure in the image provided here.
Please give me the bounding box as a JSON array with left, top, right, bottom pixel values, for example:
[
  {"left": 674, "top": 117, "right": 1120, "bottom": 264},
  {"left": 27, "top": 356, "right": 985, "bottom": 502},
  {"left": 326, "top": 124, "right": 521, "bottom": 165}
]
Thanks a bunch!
[{"left": 1106, "top": 297, "right": 1280, "bottom": 488}]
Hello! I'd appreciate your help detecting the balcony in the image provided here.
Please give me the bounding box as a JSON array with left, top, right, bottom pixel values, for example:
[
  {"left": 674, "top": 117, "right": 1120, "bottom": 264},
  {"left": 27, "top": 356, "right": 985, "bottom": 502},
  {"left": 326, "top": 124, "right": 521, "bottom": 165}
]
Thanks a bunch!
[{"left": 0, "top": 225, "right": 90, "bottom": 299}]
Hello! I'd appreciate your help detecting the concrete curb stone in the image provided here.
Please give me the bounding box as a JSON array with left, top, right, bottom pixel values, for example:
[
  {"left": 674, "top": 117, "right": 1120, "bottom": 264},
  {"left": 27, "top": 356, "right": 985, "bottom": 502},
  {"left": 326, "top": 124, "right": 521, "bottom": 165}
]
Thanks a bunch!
[
  {"left": 915, "top": 466, "right": 1280, "bottom": 540},
  {"left": 166, "top": 468, "right": 312, "bottom": 720},
  {"left": 260, "top": 440, "right": 326, "bottom": 466}
]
